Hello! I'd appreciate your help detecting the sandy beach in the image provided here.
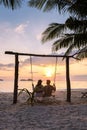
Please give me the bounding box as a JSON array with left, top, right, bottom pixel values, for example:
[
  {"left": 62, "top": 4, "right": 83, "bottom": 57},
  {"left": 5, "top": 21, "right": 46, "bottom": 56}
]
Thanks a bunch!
[{"left": 0, "top": 90, "right": 87, "bottom": 130}]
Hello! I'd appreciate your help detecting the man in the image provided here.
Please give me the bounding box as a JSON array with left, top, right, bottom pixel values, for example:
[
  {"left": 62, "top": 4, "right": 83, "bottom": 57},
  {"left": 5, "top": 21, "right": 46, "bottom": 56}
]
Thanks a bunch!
[{"left": 43, "top": 80, "right": 56, "bottom": 97}]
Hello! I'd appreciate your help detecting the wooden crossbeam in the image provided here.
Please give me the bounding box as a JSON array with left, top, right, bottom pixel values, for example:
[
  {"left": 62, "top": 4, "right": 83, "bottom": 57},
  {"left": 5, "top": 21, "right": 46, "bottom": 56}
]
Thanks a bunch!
[{"left": 5, "top": 51, "right": 73, "bottom": 58}]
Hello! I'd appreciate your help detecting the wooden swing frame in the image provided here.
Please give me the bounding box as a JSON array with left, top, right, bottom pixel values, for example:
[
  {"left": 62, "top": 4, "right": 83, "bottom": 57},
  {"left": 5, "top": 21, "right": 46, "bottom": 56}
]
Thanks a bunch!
[{"left": 5, "top": 51, "right": 78, "bottom": 104}]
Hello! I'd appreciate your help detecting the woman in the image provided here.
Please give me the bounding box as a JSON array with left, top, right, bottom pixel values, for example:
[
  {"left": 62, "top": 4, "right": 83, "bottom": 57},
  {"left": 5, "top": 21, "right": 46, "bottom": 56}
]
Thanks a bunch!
[{"left": 34, "top": 79, "right": 44, "bottom": 101}]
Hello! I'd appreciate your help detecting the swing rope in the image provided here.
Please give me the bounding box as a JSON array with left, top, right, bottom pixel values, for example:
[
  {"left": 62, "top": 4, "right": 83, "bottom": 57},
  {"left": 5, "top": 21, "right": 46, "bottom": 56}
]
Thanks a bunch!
[
  {"left": 30, "top": 56, "right": 34, "bottom": 91},
  {"left": 53, "top": 57, "right": 57, "bottom": 85}
]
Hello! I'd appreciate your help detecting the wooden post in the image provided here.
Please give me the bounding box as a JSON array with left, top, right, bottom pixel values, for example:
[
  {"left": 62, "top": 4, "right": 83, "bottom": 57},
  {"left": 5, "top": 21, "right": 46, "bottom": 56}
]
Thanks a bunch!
[
  {"left": 13, "top": 54, "right": 19, "bottom": 104},
  {"left": 66, "top": 57, "right": 71, "bottom": 102}
]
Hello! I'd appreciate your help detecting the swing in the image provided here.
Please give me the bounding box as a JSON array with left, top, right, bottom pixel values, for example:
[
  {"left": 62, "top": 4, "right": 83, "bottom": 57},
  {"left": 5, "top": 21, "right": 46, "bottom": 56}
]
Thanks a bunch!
[
  {"left": 18, "top": 54, "right": 58, "bottom": 105},
  {"left": 29, "top": 56, "right": 58, "bottom": 98}
]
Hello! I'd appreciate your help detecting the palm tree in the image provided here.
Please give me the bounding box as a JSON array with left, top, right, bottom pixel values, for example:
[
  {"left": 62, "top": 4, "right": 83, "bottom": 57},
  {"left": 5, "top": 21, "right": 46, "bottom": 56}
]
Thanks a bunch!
[
  {"left": 42, "top": 16, "right": 87, "bottom": 58},
  {"left": 29, "top": 0, "right": 87, "bottom": 59},
  {"left": 0, "top": 0, "right": 22, "bottom": 9}
]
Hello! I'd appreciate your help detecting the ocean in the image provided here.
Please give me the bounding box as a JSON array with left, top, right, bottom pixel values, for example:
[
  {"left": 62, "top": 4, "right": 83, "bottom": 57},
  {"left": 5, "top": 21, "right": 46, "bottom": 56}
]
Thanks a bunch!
[{"left": 0, "top": 80, "right": 87, "bottom": 92}]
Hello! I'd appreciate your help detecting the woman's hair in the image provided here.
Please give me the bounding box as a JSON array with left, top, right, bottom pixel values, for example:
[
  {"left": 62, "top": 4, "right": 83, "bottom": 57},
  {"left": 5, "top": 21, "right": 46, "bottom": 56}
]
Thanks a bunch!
[{"left": 37, "top": 79, "right": 42, "bottom": 84}]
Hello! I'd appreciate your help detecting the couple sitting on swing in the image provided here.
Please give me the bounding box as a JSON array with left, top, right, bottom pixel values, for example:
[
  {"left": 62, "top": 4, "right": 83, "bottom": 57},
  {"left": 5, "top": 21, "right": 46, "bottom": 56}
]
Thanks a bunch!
[{"left": 34, "top": 79, "right": 56, "bottom": 102}]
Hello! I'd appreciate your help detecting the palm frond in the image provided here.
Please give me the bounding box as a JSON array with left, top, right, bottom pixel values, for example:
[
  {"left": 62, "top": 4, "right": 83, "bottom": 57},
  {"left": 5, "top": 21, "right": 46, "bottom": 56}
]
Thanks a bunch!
[
  {"left": 18, "top": 88, "right": 35, "bottom": 105},
  {"left": 65, "top": 17, "right": 87, "bottom": 33},
  {"left": 76, "top": 51, "right": 87, "bottom": 59},
  {"left": 74, "top": 33, "right": 87, "bottom": 48},
  {"left": 42, "top": 19, "right": 87, "bottom": 43},
  {"left": 29, "top": 0, "right": 87, "bottom": 19},
  {"left": 42, "top": 23, "right": 65, "bottom": 43},
  {"left": 52, "top": 32, "right": 87, "bottom": 52},
  {"left": 64, "top": 44, "right": 76, "bottom": 56},
  {"left": 68, "top": 0, "right": 87, "bottom": 18},
  {"left": 52, "top": 34, "right": 74, "bottom": 51},
  {"left": 64, "top": 38, "right": 83, "bottom": 56},
  {"left": 75, "top": 46, "right": 87, "bottom": 59},
  {"left": 42, "top": 0, "right": 71, "bottom": 12},
  {"left": 0, "top": 0, "right": 22, "bottom": 9},
  {"left": 28, "top": 0, "right": 71, "bottom": 13},
  {"left": 65, "top": 33, "right": 87, "bottom": 48},
  {"left": 28, "top": 0, "right": 47, "bottom": 10},
  {"left": 18, "top": 88, "right": 31, "bottom": 97}
]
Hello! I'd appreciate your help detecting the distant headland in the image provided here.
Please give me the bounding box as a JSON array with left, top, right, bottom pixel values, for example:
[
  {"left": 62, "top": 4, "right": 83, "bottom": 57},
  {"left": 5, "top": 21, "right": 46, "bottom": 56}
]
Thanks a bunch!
[
  {"left": 0, "top": 79, "right": 4, "bottom": 81},
  {"left": 20, "top": 79, "right": 33, "bottom": 81}
]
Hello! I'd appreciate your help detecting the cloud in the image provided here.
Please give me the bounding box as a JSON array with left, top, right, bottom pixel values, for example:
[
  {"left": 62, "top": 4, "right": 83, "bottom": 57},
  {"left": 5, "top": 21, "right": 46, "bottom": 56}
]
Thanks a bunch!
[
  {"left": 0, "top": 21, "right": 59, "bottom": 57},
  {"left": 14, "top": 22, "right": 29, "bottom": 34},
  {"left": 36, "top": 33, "right": 42, "bottom": 41},
  {"left": 20, "top": 54, "right": 66, "bottom": 67},
  {"left": 0, "top": 63, "right": 14, "bottom": 71},
  {"left": 0, "top": 21, "right": 35, "bottom": 54},
  {"left": 19, "top": 51, "right": 80, "bottom": 67}
]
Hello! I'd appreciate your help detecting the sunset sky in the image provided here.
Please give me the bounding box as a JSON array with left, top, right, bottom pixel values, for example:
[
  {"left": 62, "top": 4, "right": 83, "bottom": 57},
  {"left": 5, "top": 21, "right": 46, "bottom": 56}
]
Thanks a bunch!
[{"left": 0, "top": 1, "right": 87, "bottom": 82}]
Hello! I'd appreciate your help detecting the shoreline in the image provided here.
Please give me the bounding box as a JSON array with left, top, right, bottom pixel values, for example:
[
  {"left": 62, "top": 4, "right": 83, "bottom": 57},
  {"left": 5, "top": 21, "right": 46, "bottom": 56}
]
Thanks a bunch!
[
  {"left": 0, "top": 89, "right": 87, "bottom": 104},
  {"left": 1, "top": 88, "right": 87, "bottom": 93}
]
